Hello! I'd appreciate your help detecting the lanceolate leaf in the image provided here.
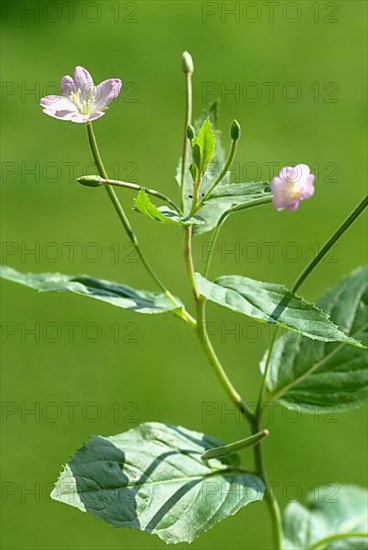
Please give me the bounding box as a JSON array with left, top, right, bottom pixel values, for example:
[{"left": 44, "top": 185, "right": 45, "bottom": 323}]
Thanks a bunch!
[
  {"left": 192, "top": 117, "right": 216, "bottom": 175},
  {"left": 0, "top": 266, "right": 182, "bottom": 314},
  {"left": 51, "top": 422, "right": 264, "bottom": 544},
  {"left": 196, "top": 273, "right": 364, "bottom": 347},
  {"left": 177, "top": 102, "right": 229, "bottom": 216},
  {"left": 134, "top": 189, "right": 204, "bottom": 226},
  {"left": 262, "top": 267, "right": 368, "bottom": 412},
  {"left": 282, "top": 485, "right": 368, "bottom": 550},
  {"left": 194, "top": 182, "right": 272, "bottom": 235}
]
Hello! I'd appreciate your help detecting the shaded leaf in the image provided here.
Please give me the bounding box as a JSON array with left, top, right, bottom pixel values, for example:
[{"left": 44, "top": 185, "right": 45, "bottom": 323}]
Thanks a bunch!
[
  {"left": 196, "top": 273, "right": 364, "bottom": 346},
  {"left": 51, "top": 422, "right": 264, "bottom": 544},
  {"left": 0, "top": 266, "right": 182, "bottom": 314},
  {"left": 262, "top": 267, "right": 368, "bottom": 412},
  {"left": 282, "top": 485, "right": 368, "bottom": 549}
]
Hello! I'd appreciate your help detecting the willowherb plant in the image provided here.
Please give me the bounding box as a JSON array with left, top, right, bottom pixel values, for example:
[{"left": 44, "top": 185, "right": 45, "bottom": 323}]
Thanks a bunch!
[{"left": 2, "top": 53, "right": 367, "bottom": 550}]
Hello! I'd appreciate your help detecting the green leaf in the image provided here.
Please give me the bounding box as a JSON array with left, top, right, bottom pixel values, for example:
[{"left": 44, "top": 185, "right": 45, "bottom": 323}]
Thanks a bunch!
[
  {"left": 193, "top": 182, "right": 272, "bottom": 235},
  {"left": 282, "top": 485, "right": 368, "bottom": 550},
  {"left": 177, "top": 103, "right": 228, "bottom": 216},
  {"left": 0, "top": 266, "right": 182, "bottom": 314},
  {"left": 134, "top": 190, "right": 203, "bottom": 226},
  {"left": 192, "top": 117, "right": 216, "bottom": 175},
  {"left": 51, "top": 422, "right": 264, "bottom": 544},
  {"left": 262, "top": 267, "right": 368, "bottom": 412},
  {"left": 196, "top": 273, "right": 365, "bottom": 347}
]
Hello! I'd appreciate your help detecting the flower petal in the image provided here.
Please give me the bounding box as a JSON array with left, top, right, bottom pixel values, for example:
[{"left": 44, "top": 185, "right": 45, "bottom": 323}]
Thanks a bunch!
[
  {"left": 40, "top": 95, "right": 77, "bottom": 111},
  {"left": 93, "top": 79, "right": 122, "bottom": 110},
  {"left": 67, "top": 111, "right": 106, "bottom": 124},
  {"left": 73, "top": 66, "right": 94, "bottom": 89},
  {"left": 40, "top": 95, "right": 78, "bottom": 121},
  {"left": 280, "top": 166, "right": 294, "bottom": 180},
  {"left": 295, "top": 164, "right": 310, "bottom": 179},
  {"left": 42, "top": 108, "right": 78, "bottom": 121},
  {"left": 301, "top": 174, "right": 315, "bottom": 198},
  {"left": 61, "top": 76, "right": 75, "bottom": 96},
  {"left": 286, "top": 200, "right": 301, "bottom": 211}
]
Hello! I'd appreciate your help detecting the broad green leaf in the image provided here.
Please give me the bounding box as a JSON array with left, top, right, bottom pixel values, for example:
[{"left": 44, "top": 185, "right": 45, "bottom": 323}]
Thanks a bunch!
[
  {"left": 51, "top": 422, "right": 264, "bottom": 544},
  {"left": 134, "top": 189, "right": 204, "bottom": 226},
  {"left": 196, "top": 273, "right": 364, "bottom": 347},
  {"left": 194, "top": 182, "right": 272, "bottom": 235},
  {"left": 262, "top": 267, "right": 368, "bottom": 412},
  {"left": 0, "top": 266, "right": 182, "bottom": 314},
  {"left": 192, "top": 116, "right": 216, "bottom": 175},
  {"left": 282, "top": 485, "right": 368, "bottom": 550}
]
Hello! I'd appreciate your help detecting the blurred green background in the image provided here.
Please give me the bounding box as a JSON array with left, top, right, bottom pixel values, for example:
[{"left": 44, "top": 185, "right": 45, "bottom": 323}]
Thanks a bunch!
[{"left": 1, "top": 1, "right": 367, "bottom": 549}]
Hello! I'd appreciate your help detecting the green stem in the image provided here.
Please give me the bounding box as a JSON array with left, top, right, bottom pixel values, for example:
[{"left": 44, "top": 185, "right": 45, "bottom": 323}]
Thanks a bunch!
[
  {"left": 308, "top": 532, "right": 368, "bottom": 550},
  {"left": 251, "top": 417, "right": 282, "bottom": 550},
  {"left": 196, "top": 297, "right": 254, "bottom": 422},
  {"left": 204, "top": 196, "right": 272, "bottom": 278},
  {"left": 184, "top": 226, "right": 199, "bottom": 301},
  {"left": 180, "top": 71, "right": 193, "bottom": 209},
  {"left": 257, "top": 193, "right": 368, "bottom": 414},
  {"left": 291, "top": 193, "right": 368, "bottom": 293},
  {"left": 79, "top": 176, "right": 181, "bottom": 212},
  {"left": 198, "top": 138, "right": 238, "bottom": 208},
  {"left": 86, "top": 122, "right": 195, "bottom": 327}
]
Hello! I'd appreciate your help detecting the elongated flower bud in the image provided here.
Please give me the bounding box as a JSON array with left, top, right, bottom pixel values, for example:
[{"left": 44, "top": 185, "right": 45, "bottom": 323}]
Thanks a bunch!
[
  {"left": 182, "top": 51, "right": 194, "bottom": 74},
  {"left": 77, "top": 175, "right": 104, "bottom": 187},
  {"left": 187, "top": 124, "right": 195, "bottom": 140},
  {"left": 231, "top": 119, "right": 241, "bottom": 141}
]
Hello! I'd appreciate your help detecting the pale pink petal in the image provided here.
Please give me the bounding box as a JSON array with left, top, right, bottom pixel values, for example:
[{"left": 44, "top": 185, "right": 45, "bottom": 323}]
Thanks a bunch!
[
  {"left": 68, "top": 111, "right": 105, "bottom": 124},
  {"left": 302, "top": 174, "right": 315, "bottom": 198},
  {"left": 270, "top": 176, "right": 283, "bottom": 190},
  {"left": 93, "top": 79, "right": 122, "bottom": 110},
  {"left": 61, "top": 76, "right": 75, "bottom": 96},
  {"left": 296, "top": 164, "right": 310, "bottom": 179},
  {"left": 280, "top": 166, "right": 294, "bottom": 179},
  {"left": 40, "top": 95, "right": 77, "bottom": 111},
  {"left": 40, "top": 95, "right": 78, "bottom": 121},
  {"left": 73, "top": 66, "right": 94, "bottom": 89},
  {"left": 42, "top": 108, "right": 77, "bottom": 121},
  {"left": 286, "top": 200, "right": 301, "bottom": 211}
]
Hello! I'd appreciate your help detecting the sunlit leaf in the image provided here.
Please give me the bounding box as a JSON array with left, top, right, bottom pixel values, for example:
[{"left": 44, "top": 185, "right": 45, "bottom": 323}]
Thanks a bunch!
[{"left": 196, "top": 273, "right": 365, "bottom": 346}]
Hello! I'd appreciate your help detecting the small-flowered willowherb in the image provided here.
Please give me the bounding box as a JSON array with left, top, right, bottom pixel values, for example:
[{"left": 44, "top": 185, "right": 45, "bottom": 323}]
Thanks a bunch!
[
  {"left": 39, "top": 66, "right": 122, "bottom": 123},
  {"left": 271, "top": 164, "right": 315, "bottom": 211}
]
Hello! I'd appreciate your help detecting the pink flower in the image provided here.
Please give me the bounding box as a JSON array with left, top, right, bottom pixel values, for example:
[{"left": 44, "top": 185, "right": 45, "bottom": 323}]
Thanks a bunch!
[
  {"left": 271, "top": 164, "right": 315, "bottom": 211},
  {"left": 39, "top": 66, "right": 122, "bottom": 123}
]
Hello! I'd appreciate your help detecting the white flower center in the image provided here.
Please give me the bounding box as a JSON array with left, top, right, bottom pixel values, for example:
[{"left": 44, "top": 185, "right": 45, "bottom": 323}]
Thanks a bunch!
[{"left": 69, "top": 87, "right": 96, "bottom": 115}]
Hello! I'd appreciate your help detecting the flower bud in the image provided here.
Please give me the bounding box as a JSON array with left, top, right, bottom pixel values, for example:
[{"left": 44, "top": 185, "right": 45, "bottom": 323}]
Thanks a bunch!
[
  {"left": 187, "top": 124, "right": 195, "bottom": 140},
  {"left": 182, "top": 51, "right": 194, "bottom": 75},
  {"left": 77, "top": 175, "right": 104, "bottom": 187},
  {"left": 230, "top": 119, "right": 241, "bottom": 141}
]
